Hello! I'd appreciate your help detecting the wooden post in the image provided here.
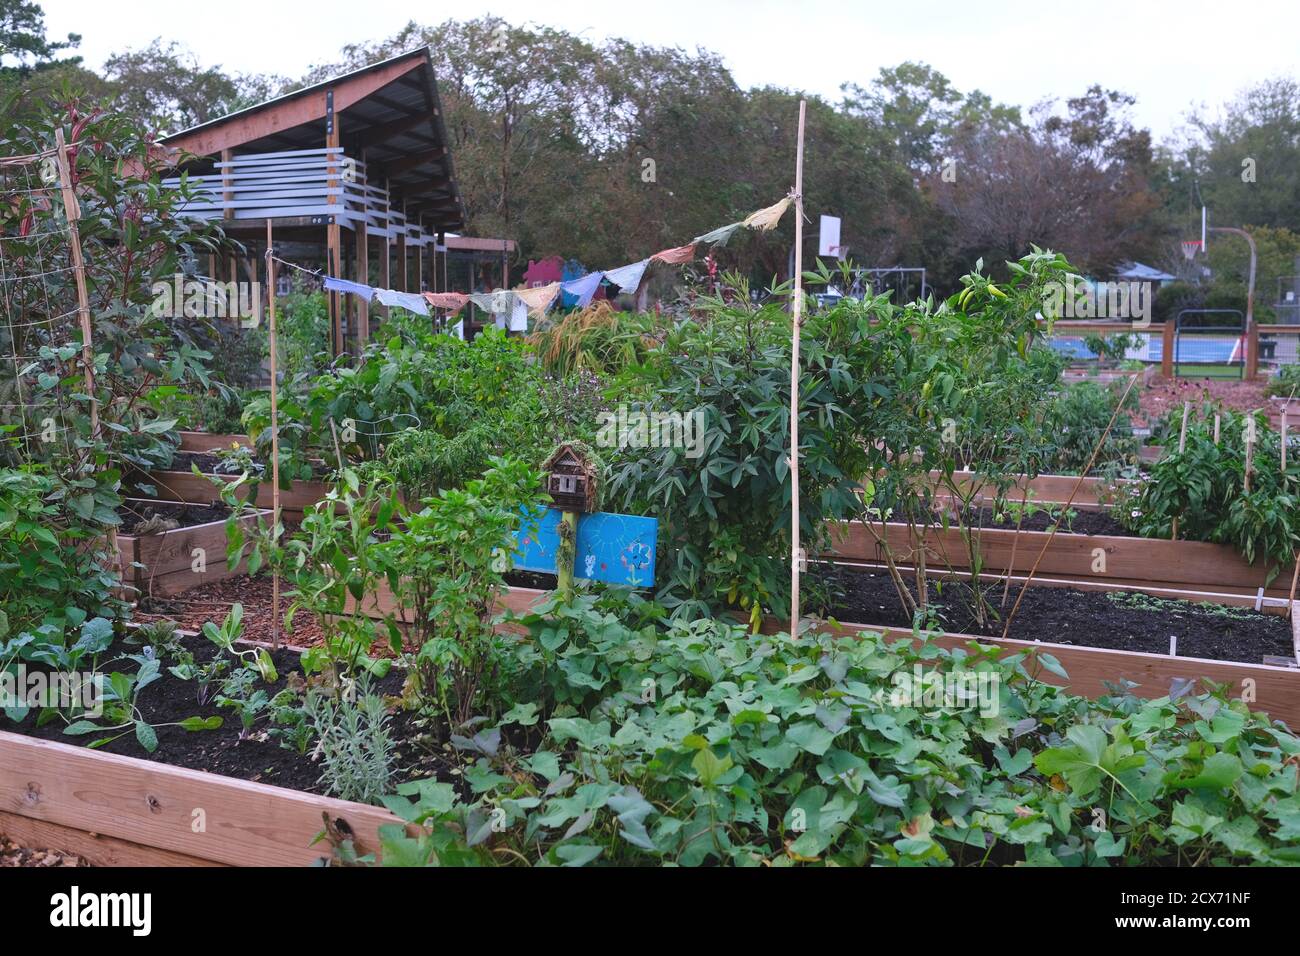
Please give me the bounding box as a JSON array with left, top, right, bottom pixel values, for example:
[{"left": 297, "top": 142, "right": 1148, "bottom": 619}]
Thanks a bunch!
[
  {"left": 1162, "top": 319, "right": 1175, "bottom": 379},
  {"left": 789, "top": 99, "right": 807, "bottom": 641},
  {"left": 396, "top": 201, "right": 408, "bottom": 291},
  {"left": 325, "top": 106, "right": 343, "bottom": 357},
  {"left": 265, "top": 222, "right": 281, "bottom": 651},
  {"left": 557, "top": 510, "right": 578, "bottom": 600},
  {"left": 52, "top": 129, "right": 97, "bottom": 444},
  {"left": 355, "top": 226, "right": 370, "bottom": 347},
  {"left": 1214, "top": 414, "right": 1221, "bottom": 445}
]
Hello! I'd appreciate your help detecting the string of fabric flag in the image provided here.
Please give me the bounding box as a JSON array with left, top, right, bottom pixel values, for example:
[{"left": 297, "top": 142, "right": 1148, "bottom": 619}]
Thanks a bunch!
[{"left": 313, "top": 193, "right": 794, "bottom": 337}]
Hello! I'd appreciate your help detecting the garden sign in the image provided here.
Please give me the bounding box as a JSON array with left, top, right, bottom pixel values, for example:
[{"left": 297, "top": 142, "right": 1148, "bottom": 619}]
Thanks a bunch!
[{"left": 512, "top": 507, "right": 657, "bottom": 588}]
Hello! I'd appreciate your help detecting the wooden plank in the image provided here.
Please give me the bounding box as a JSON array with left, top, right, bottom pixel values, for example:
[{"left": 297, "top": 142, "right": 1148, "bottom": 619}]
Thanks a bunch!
[
  {"left": 818, "top": 558, "right": 1293, "bottom": 615},
  {"left": 798, "top": 618, "right": 1300, "bottom": 730},
  {"left": 823, "top": 520, "right": 1296, "bottom": 597},
  {"left": 161, "top": 55, "right": 426, "bottom": 159},
  {"left": 144, "top": 470, "right": 328, "bottom": 515},
  {"left": 178, "top": 430, "right": 252, "bottom": 453},
  {"left": 0, "top": 732, "right": 400, "bottom": 867},
  {"left": 0, "top": 809, "right": 224, "bottom": 867}
]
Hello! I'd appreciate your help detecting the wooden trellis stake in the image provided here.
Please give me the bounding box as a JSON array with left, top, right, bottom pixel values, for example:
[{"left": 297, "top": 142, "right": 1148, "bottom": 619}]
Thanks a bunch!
[
  {"left": 52, "top": 128, "right": 97, "bottom": 442},
  {"left": 266, "top": 222, "right": 282, "bottom": 650},
  {"left": 789, "top": 99, "right": 807, "bottom": 641}
]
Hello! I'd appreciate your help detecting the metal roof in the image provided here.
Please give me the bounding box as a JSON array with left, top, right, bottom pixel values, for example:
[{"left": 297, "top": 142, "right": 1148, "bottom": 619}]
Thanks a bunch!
[{"left": 161, "top": 48, "right": 464, "bottom": 231}]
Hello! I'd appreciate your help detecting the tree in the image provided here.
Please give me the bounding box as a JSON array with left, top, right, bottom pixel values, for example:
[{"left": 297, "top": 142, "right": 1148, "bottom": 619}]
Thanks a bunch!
[
  {"left": 0, "top": 0, "right": 78, "bottom": 75},
  {"left": 103, "top": 39, "right": 286, "bottom": 134}
]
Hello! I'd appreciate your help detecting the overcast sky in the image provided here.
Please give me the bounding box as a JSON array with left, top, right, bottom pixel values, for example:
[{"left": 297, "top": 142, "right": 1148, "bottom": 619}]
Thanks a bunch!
[{"left": 42, "top": 0, "right": 1300, "bottom": 139}]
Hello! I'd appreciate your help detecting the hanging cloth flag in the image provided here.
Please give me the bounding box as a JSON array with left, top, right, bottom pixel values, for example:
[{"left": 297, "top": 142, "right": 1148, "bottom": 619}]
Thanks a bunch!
[
  {"left": 515, "top": 282, "right": 561, "bottom": 315},
  {"left": 374, "top": 289, "right": 430, "bottom": 315},
  {"left": 651, "top": 243, "right": 696, "bottom": 265},
  {"left": 323, "top": 276, "right": 375, "bottom": 301},
  {"left": 693, "top": 222, "right": 744, "bottom": 247},
  {"left": 561, "top": 271, "right": 604, "bottom": 308},
  {"left": 508, "top": 295, "right": 529, "bottom": 331},
  {"left": 602, "top": 259, "right": 650, "bottom": 294},
  {"left": 423, "top": 292, "right": 470, "bottom": 314},
  {"left": 469, "top": 290, "right": 515, "bottom": 315},
  {"left": 742, "top": 194, "right": 793, "bottom": 232}
]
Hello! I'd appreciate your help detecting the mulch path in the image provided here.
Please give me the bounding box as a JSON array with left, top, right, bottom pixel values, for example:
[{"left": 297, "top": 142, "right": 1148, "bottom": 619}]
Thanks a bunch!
[
  {"left": 137, "top": 573, "right": 325, "bottom": 648},
  {"left": 1135, "top": 376, "right": 1276, "bottom": 429},
  {"left": 0, "top": 833, "right": 87, "bottom": 867}
]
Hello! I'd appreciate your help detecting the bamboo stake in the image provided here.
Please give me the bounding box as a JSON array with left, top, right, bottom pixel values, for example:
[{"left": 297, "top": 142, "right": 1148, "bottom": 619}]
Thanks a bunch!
[
  {"left": 1001, "top": 372, "right": 1141, "bottom": 640},
  {"left": 789, "top": 99, "right": 807, "bottom": 641},
  {"left": 1244, "top": 410, "right": 1255, "bottom": 495},
  {"left": 266, "top": 223, "right": 281, "bottom": 650},
  {"left": 1282, "top": 409, "right": 1288, "bottom": 472},
  {"left": 1171, "top": 400, "right": 1191, "bottom": 540},
  {"left": 52, "top": 129, "right": 97, "bottom": 443},
  {"left": 1214, "top": 414, "right": 1220, "bottom": 445}
]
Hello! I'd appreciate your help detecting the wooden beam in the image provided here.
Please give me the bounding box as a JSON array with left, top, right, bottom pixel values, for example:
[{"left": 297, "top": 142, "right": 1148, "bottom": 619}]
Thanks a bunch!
[
  {"left": 0, "top": 732, "right": 399, "bottom": 866},
  {"left": 0, "top": 810, "right": 224, "bottom": 867},
  {"left": 162, "top": 56, "right": 426, "bottom": 159},
  {"left": 326, "top": 108, "right": 344, "bottom": 356},
  {"left": 822, "top": 520, "right": 1297, "bottom": 597}
]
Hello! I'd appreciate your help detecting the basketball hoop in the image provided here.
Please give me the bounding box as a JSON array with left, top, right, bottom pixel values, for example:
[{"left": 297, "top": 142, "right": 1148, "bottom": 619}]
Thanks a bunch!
[{"left": 1181, "top": 240, "right": 1203, "bottom": 261}]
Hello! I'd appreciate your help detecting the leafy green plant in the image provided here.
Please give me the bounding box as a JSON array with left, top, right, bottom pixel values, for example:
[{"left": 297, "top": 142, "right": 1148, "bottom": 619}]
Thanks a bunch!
[
  {"left": 1045, "top": 380, "right": 1140, "bottom": 475},
  {"left": 1119, "top": 405, "right": 1299, "bottom": 581},
  {"left": 391, "top": 456, "right": 542, "bottom": 728},
  {"left": 364, "top": 592, "right": 1300, "bottom": 867},
  {"left": 304, "top": 676, "right": 395, "bottom": 805}
]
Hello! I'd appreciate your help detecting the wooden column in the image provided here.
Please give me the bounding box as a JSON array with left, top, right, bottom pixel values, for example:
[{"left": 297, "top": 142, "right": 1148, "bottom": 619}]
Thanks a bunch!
[
  {"left": 1162, "top": 320, "right": 1175, "bottom": 379},
  {"left": 355, "top": 223, "right": 370, "bottom": 347},
  {"left": 325, "top": 94, "right": 343, "bottom": 356},
  {"left": 396, "top": 201, "right": 409, "bottom": 291}
]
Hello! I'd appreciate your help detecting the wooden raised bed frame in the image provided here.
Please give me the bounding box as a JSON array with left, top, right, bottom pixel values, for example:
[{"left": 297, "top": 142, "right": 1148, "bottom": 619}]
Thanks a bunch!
[
  {"left": 822, "top": 519, "right": 1297, "bottom": 602},
  {"left": 2, "top": 587, "right": 1296, "bottom": 867},
  {"left": 116, "top": 500, "right": 270, "bottom": 599},
  {"left": 144, "top": 468, "right": 331, "bottom": 520},
  {"left": 0, "top": 732, "right": 398, "bottom": 867}
]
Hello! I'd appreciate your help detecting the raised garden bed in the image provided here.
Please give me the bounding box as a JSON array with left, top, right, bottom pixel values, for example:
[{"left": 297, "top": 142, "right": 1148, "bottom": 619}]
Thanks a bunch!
[
  {"left": 813, "top": 564, "right": 1295, "bottom": 663},
  {"left": 142, "top": 468, "right": 331, "bottom": 519},
  {"left": 177, "top": 430, "right": 252, "bottom": 454},
  {"left": 115, "top": 499, "right": 269, "bottom": 599},
  {"left": 823, "top": 518, "right": 1298, "bottom": 602}
]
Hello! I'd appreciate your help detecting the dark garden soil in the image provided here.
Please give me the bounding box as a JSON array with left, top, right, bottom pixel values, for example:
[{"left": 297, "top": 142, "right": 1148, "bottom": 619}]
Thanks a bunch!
[
  {"left": 965, "top": 505, "right": 1130, "bottom": 537},
  {"left": 812, "top": 564, "right": 1294, "bottom": 664},
  {"left": 169, "top": 450, "right": 240, "bottom": 474},
  {"left": 4, "top": 631, "right": 454, "bottom": 798},
  {"left": 119, "top": 500, "right": 230, "bottom": 534}
]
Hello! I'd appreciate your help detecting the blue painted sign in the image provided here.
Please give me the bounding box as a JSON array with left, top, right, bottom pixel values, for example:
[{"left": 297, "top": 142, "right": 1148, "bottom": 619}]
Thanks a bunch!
[{"left": 513, "top": 507, "right": 657, "bottom": 588}]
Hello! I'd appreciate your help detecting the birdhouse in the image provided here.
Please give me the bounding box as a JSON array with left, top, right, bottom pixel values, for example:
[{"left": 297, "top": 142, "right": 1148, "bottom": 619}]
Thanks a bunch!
[{"left": 543, "top": 443, "right": 597, "bottom": 512}]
